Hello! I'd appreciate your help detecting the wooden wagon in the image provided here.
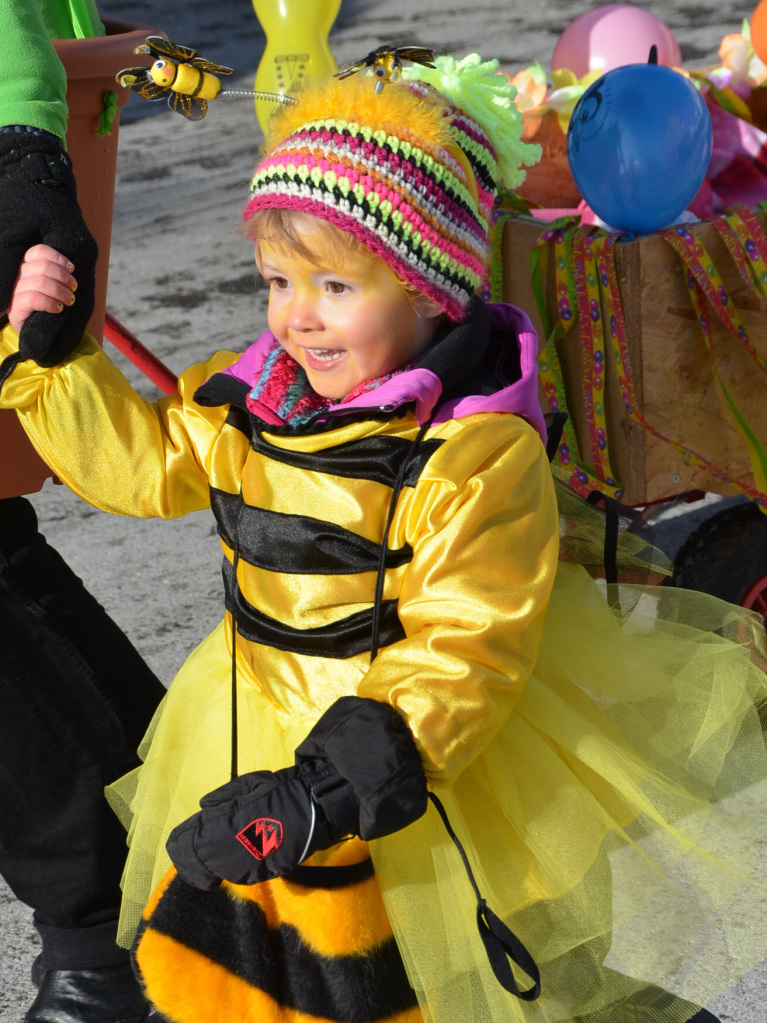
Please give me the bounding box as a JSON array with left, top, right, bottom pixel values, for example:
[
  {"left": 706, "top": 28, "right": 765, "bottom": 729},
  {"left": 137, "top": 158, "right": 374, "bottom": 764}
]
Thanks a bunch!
[{"left": 500, "top": 205, "right": 767, "bottom": 612}]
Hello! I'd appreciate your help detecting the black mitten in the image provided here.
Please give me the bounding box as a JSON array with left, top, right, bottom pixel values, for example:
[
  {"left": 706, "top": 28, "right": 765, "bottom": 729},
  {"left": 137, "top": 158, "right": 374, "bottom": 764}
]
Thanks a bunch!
[
  {"left": 167, "top": 697, "right": 428, "bottom": 890},
  {"left": 165, "top": 763, "right": 351, "bottom": 890},
  {"left": 0, "top": 131, "right": 97, "bottom": 366}
]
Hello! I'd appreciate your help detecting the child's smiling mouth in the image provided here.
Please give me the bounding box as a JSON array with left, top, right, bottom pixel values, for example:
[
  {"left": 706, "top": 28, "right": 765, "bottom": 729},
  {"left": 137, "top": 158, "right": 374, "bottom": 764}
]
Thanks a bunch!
[{"left": 302, "top": 347, "right": 346, "bottom": 368}]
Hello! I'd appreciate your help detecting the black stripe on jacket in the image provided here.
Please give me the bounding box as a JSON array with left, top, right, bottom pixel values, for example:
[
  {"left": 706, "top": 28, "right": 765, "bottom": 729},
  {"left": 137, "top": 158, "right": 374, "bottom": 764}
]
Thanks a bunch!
[
  {"left": 211, "top": 488, "right": 413, "bottom": 576},
  {"left": 248, "top": 430, "right": 443, "bottom": 487},
  {"left": 223, "top": 558, "right": 405, "bottom": 658}
]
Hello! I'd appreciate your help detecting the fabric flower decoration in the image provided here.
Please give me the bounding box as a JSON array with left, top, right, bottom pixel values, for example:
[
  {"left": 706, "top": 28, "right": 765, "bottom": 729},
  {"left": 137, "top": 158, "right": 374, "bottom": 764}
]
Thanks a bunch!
[
  {"left": 544, "top": 68, "right": 603, "bottom": 134},
  {"left": 500, "top": 63, "right": 548, "bottom": 134},
  {"left": 717, "top": 19, "right": 767, "bottom": 92},
  {"left": 497, "top": 64, "right": 602, "bottom": 136}
]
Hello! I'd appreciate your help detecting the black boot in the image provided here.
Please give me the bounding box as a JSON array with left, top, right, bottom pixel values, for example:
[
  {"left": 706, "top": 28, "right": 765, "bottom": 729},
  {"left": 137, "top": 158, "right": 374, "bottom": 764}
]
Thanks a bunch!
[{"left": 24, "top": 961, "right": 150, "bottom": 1023}]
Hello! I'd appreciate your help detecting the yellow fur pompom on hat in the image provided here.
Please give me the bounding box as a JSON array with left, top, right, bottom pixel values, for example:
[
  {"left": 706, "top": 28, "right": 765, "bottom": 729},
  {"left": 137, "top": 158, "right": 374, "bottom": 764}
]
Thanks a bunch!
[{"left": 261, "top": 73, "right": 452, "bottom": 156}]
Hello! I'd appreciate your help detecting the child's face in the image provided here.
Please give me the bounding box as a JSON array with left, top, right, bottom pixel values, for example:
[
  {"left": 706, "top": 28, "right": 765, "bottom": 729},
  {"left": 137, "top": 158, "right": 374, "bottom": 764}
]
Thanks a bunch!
[{"left": 257, "top": 229, "right": 442, "bottom": 400}]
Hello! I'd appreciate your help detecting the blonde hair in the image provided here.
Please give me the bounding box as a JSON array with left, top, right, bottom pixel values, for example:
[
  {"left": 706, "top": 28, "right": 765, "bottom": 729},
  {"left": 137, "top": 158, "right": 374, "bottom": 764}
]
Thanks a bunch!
[{"left": 246, "top": 208, "right": 426, "bottom": 304}]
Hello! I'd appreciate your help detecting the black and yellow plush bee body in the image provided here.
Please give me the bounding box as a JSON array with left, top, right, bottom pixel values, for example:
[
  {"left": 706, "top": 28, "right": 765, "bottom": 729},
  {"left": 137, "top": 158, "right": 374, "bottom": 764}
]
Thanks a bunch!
[{"left": 132, "top": 842, "right": 423, "bottom": 1023}]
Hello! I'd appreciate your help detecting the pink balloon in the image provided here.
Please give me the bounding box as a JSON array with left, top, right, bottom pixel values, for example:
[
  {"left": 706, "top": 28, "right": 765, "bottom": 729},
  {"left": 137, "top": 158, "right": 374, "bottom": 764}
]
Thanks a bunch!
[{"left": 551, "top": 4, "right": 682, "bottom": 77}]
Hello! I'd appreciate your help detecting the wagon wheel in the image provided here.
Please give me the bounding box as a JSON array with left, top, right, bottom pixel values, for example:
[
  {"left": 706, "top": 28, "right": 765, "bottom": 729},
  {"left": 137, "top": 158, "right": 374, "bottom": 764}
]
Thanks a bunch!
[{"left": 670, "top": 501, "right": 767, "bottom": 621}]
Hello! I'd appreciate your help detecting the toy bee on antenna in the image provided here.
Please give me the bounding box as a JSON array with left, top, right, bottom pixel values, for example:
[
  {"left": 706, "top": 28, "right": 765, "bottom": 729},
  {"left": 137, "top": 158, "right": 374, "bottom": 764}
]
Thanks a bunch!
[
  {"left": 117, "top": 36, "right": 295, "bottom": 120},
  {"left": 334, "top": 46, "right": 436, "bottom": 94},
  {"left": 117, "top": 36, "right": 234, "bottom": 120}
]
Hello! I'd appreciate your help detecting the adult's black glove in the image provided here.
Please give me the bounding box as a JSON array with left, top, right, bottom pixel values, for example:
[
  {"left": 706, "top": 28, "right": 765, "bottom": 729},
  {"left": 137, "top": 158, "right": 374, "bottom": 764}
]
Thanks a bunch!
[
  {"left": 0, "top": 131, "right": 97, "bottom": 366},
  {"left": 166, "top": 696, "right": 428, "bottom": 890}
]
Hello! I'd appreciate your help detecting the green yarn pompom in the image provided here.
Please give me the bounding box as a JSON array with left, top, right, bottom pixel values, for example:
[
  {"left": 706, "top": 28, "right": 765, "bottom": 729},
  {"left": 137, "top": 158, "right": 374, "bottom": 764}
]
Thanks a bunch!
[{"left": 402, "top": 53, "right": 541, "bottom": 189}]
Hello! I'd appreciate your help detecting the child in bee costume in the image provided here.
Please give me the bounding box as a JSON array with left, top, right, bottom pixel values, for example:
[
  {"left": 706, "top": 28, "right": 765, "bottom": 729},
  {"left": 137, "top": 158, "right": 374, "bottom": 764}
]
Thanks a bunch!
[{"left": 3, "top": 50, "right": 767, "bottom": 1023}]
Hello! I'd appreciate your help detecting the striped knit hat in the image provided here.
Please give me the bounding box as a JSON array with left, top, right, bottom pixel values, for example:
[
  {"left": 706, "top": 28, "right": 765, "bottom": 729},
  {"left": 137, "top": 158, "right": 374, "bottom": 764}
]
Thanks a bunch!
[{"left": 243, "top": 53, "right": 540, "bottom": 321}]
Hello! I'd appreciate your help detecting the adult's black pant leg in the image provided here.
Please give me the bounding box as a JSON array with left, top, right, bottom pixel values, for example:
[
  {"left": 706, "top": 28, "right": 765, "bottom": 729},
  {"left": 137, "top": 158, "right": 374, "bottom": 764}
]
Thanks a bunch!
[{"left": 0, "top": 496, "right": 165, "bottom": 968}]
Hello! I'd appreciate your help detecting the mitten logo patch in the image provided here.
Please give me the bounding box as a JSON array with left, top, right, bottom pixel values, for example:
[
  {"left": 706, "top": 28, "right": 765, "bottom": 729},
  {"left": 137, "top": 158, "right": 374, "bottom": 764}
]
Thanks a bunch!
[{"left": 236, "top": 818, "right": 284, "bottom": 860}]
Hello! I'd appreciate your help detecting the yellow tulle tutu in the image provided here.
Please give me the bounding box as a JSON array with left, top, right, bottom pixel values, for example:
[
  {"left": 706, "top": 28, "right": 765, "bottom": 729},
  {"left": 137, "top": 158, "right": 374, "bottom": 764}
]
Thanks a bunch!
[{"left": 108, "top": 494, "right": 767, "bottom": 1023}]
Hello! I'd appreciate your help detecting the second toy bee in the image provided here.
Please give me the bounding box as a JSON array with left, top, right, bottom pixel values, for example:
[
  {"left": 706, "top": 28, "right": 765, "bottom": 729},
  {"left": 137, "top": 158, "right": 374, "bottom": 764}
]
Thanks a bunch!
[
  {"left": 117, "top": 36, "right": 235, "bottom": 120},
  {"left": 334, "top": 46, "right": 436, "bottom": 94}
]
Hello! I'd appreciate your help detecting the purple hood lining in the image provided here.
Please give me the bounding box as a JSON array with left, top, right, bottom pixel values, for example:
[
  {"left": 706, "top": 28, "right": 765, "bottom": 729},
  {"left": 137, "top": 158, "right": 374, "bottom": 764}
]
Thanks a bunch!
[{"left": 219, "top": 302, "right": 546, "bottom": 445}]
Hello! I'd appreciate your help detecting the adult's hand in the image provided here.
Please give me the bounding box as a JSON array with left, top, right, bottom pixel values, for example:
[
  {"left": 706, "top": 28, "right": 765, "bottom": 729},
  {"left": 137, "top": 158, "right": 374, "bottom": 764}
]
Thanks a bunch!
[{"left": 0, "top": 131, "right": 97, "bottom": 365}]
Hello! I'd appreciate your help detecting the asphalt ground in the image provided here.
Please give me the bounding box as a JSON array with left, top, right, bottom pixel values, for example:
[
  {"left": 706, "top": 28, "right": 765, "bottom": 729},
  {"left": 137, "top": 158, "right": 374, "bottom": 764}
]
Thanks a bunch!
[{"left": 0, "top": 1, "right": 762, "bottom": 1018}]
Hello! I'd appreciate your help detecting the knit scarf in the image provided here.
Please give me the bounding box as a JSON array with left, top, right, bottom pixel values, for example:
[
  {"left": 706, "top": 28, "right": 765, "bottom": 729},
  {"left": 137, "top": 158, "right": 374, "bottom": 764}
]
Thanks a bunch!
[{"left": 246, "top": 339, "right": 415, "bottom": 425}]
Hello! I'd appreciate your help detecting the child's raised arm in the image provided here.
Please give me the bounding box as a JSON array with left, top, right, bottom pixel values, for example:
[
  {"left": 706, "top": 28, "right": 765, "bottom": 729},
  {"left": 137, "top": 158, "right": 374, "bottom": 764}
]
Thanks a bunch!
[
  {"left": 7, "top": 244, "right": 77, "bottom": 334},
  {"left": 0, "top": 256, "right": 236, "bottom": 521}
]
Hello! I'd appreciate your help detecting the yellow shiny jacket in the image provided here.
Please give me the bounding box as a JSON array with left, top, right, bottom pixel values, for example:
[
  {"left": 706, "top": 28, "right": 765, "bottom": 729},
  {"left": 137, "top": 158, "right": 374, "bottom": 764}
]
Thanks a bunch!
[{"left": 0, "top": 300, "right": 558, "bottom": 784}]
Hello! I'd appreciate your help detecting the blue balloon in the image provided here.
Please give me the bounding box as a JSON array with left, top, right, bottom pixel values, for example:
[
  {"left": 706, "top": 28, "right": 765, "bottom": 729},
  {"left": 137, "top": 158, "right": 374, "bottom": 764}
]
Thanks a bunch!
[{"left": 566, "top": 63, "right": 712, "bottom": 234}]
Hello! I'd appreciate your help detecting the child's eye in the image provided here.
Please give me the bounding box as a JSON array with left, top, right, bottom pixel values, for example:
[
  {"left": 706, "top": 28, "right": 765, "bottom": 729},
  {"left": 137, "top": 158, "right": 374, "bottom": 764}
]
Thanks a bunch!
[
  {"left": 266, "top": 276, "right": 289, "bottom": 290},
  {"left": 326, "top": 280, "right": 349, "bottom": 295}
]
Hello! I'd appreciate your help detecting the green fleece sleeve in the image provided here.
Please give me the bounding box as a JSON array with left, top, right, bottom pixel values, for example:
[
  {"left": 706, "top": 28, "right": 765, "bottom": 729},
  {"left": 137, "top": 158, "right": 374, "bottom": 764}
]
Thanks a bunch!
[{"left": 0, "top": 0, "right": 69, "bottom": 139}]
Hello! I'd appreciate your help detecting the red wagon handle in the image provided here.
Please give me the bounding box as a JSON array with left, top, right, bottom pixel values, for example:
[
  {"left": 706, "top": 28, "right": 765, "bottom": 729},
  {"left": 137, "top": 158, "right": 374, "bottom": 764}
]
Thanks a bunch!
[{"left": 103, "top": 311, "right": 179, "bottom": 395}]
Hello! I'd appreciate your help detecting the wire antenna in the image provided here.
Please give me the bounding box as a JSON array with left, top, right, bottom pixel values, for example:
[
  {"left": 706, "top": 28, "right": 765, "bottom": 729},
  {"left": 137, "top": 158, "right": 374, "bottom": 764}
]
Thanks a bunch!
[{"left": 220, "top": 89, "right": 297, "bottom": 105}]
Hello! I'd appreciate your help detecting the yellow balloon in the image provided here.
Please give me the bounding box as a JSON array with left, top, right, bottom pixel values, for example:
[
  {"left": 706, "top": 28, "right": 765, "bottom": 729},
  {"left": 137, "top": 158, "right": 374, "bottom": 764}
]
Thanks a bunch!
[{"left": 252, "top": 0, "right": 341, "bottom": 133}]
